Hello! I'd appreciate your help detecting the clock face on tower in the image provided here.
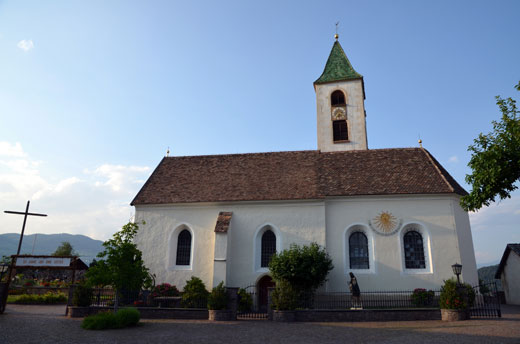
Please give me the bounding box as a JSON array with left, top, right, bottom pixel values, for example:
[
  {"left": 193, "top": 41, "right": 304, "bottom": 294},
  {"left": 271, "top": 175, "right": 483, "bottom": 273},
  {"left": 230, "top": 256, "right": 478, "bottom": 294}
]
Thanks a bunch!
[{"left": 332, "top": 107, "right": 346, "bottom": 120}]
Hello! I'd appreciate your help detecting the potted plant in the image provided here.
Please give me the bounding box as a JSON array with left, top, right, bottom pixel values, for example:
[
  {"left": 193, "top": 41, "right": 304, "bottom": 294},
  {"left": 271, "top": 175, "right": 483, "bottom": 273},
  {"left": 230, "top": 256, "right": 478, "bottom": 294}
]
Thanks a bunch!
[
  {"left": 207, "top": 282, "right": 232, "bottom": 321},
  {"left": 271, "top": 280, "right": 300, "bottom": 322},
  {"left": 439, "top": 279, "right": 475, "bottom": 321}
]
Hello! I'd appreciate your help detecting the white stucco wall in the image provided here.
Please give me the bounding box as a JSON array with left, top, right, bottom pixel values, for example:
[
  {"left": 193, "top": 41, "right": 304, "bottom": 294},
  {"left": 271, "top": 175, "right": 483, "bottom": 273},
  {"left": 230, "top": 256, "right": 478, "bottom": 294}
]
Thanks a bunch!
[
  {"left": 133, "top": 201, "right": 325, "bottom": 290},
  {"left": 502, "top": 251, "right": 520, "bottom": 305},
  {"left": 324, "top": 195, "right": 475, "bottom": 291},
  {"left": 133, "top": 194, "right": 477, "bottom": 293},
  {"left": 315, "top": 79, "right": 367, "bottom": 152}
]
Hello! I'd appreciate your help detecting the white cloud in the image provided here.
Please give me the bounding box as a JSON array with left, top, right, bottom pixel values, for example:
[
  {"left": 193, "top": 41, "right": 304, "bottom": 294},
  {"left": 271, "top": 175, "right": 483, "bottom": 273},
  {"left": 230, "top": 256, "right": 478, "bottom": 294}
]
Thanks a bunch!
[
  {"left": 448, "top": 156, "right": 459, "bottom": 163},
  {"left": 0, "top": 142, "right": 150, "bottom": 242},
  {"left": 17, "top": 39, "right": 34, "bottom": 52},
  {"left": 0, "top": 142, "right": 27, "bottom": 157}
]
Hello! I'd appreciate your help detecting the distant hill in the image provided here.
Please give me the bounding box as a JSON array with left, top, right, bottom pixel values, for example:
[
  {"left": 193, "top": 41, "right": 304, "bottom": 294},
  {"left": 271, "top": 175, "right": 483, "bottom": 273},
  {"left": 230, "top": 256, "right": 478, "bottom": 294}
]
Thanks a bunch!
[
  {"left": 0, "top": 233, "right": 104, "bottom": 264},
  {"left": 478, "top": 264, "right": 502, "bottom": 290}
]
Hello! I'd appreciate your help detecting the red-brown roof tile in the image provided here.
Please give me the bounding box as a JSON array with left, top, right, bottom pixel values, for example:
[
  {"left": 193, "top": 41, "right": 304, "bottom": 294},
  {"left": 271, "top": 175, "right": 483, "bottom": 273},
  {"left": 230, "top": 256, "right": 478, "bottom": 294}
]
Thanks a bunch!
[
  {"left": 215, "top": 212, "right": 233, "bottom": 233},
  {"left": 131, "top": 148, "right": 466, "bottom": 205}
]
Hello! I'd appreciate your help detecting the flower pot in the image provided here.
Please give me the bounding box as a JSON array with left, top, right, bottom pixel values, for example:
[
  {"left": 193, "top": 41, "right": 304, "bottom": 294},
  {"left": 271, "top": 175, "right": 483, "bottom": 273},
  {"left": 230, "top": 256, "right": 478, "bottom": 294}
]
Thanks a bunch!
[
  {"left": 208, "top": 309, "right": 234, "bottom": 321},
  {"left": 441, "top": 309, "right": 470, "bottom": 321},
  {"left": 273, "top": 310, "right": 296, "bottom": 322}
]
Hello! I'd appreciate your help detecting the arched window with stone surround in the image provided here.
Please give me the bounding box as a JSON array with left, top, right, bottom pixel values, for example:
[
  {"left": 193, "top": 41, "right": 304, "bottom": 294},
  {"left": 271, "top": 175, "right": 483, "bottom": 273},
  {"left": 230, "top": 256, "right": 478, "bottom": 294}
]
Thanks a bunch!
[
  {"left": 176, "top": 229, "right": 192, "bottom": 266},
  {"left": 403, "top": 231, "right": 426, "bottom": 269},
  {"left": 349, "top": 232, "right": 369, "bottom": 269},
  {"left": 261, "top": 230, "right": 276, "bottom": 268}
]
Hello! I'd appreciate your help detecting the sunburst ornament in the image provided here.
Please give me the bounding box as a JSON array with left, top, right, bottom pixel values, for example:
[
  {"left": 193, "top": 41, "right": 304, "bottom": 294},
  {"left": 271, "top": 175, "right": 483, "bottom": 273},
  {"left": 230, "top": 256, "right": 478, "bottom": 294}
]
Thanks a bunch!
[{"left": 369, "top": 211, "right": 401, "bottom": 235}]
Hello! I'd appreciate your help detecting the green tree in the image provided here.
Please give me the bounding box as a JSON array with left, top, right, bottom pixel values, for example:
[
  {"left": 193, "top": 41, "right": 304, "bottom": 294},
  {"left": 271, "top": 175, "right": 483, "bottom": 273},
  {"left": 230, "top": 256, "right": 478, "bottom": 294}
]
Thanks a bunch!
[
  {"left": 461, "top": 81, "right": 520, "bottom": 211},
  {"left": 86, "top": 222, "right": 152, "bottom": 295},
  {"left": 52, "top": 241, "right": 77, "bottom": 256},
  {"left": 268, "top": 242, "right": 333, "bottom": 292}
]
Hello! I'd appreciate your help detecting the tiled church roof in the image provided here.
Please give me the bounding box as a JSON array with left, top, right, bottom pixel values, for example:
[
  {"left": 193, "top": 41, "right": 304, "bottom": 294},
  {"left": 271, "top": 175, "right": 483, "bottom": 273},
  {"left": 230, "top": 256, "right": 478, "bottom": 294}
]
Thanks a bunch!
[
  {"left": 131, "top": 148, "right": 467, "bottom": 206},
  {"left": 314, "top": 41, "right": 363, "bottom": 85}
]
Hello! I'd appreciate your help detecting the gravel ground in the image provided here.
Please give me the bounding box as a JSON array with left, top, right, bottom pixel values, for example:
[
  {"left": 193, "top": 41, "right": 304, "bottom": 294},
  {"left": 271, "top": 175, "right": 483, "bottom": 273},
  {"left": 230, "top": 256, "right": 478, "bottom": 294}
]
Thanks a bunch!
[{"left": 1, "top": 304, "right": 519, "bottom": 344}]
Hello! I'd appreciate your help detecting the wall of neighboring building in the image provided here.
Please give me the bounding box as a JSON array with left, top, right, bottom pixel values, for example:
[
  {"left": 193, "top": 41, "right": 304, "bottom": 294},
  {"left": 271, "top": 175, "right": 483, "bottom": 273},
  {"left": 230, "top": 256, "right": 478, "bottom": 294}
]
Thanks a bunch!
[
  {"left": 315, "top": 79, "right": 367, "bottom": 152},
  {"left": 324, "top": 195, "right": 476, "bottom": 291},
  {"left": 133, "top": 201, "right": 325, "bottom": 290},
  {"left": 502, "top": 252, "right": 520, "bottom": 305}
]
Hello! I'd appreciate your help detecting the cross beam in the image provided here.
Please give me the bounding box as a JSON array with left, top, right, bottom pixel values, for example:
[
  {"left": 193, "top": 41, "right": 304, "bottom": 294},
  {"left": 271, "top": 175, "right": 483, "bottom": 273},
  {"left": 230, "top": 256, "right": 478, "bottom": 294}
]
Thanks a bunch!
[{"left": 4, "top": 201, "right": 47, "bottom": 256}]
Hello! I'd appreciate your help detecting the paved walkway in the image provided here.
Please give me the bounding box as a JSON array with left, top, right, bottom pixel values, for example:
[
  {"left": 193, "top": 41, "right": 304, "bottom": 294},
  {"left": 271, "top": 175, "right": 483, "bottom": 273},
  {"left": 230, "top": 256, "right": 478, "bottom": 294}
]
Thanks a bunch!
[{"left": 1, "top": 304, "right": 519, "bottom": 344}]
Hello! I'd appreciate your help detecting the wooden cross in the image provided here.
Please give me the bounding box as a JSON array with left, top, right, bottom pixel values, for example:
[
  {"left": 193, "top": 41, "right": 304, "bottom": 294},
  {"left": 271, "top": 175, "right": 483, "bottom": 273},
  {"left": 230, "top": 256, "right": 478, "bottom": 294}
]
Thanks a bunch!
[{"left": 4, "top": 200, "right": 47, "bottom": 256}]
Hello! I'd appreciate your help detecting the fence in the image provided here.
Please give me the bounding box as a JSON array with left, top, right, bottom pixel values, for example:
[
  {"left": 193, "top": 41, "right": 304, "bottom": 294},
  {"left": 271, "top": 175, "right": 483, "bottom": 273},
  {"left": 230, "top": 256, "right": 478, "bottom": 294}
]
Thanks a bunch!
[
  {"left": 88, "top": 288, "right": 207, "bottom": 309},
  {"left": 470, "top": 281, "right": 501, "bottom": 318},
  {"left": 237, "top": 286, "right": 269, "bottom": 319},
  {"left": 299, "top": 290, "right": 441, "bottom": 310}
]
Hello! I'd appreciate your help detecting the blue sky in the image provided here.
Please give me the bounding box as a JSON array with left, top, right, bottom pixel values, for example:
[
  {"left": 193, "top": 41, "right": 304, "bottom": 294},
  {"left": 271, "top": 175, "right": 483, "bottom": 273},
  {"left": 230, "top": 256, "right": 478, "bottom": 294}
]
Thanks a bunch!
[{"left": 0, "top": 0, "right": 519, "bottom": 265}]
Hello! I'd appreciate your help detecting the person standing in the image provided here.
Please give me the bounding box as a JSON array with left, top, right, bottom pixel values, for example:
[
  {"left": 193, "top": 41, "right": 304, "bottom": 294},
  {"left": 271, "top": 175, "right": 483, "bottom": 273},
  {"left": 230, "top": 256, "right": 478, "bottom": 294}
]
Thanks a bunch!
[{"left": 349, "top": 272, "right": 362, "bottom": 309}]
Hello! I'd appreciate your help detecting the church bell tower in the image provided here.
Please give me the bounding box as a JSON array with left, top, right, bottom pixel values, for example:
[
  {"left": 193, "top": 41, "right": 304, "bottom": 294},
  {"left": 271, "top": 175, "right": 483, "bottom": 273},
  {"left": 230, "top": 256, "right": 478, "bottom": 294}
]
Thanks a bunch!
[{"left": 314, "top": 36, "right": 367, "bottom": 152}]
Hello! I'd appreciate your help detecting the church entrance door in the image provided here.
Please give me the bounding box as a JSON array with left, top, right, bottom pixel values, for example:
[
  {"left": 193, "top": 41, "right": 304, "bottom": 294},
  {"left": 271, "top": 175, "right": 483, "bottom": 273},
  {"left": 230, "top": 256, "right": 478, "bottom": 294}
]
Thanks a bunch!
[{"left": 257, "top": 275, "right": 275, "bottom": 312}]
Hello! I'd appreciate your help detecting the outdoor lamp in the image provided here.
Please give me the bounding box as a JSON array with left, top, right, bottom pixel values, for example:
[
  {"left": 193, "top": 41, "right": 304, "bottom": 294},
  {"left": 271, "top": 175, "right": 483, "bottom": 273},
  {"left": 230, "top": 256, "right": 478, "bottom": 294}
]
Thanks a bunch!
[{"left": 452, "top": 263, "right": 462, "bottom": 284}]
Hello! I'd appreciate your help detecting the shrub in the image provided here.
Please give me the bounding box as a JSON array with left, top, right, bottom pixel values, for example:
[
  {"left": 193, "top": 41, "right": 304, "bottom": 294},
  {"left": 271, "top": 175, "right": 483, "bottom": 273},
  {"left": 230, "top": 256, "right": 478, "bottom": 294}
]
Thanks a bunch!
[
  {"left": 207, "top": 282, "right": 228, "bottom": 310},
  {"left": 271, "top": 280, "right": 300, "bottom": 311},
  {"left": 237, "top": 288, "right": 253, "bottom": 312},
  {"left": 73, "top": 284, "right": 93, "bottom": 307},
  {"left": 8, "top": 292, "right": 67, "bottom": 304},
  {"left": 269, "top": 243, "right": 333, "bottom": 293},
  {"left": 440, "top": 279, "right": 476, "bottom": 310},
  {"left": 81, "top": 311, "right": 118, "bottom": 330},
  {"left": 116, "top": 308, "right": 140, "bottom": 327},
  {"left": 181, "top": 277, "right": 209, "bottom": 308},
  {"left": 151, "top": 283, "right": 180, "bottom": 298},
  {"left": 411, "top": 288, "right": 435, "bottom": 307},
  {"left": 81, "top": 308, "right": 140, "bottom": 330}
]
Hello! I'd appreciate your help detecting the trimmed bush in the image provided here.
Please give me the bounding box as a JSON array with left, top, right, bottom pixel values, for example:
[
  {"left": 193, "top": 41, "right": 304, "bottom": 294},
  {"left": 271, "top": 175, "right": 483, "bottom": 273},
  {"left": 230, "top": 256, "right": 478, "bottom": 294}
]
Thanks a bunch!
[
  {"left": 207, "top": 282, "right": 228, "bottom": 310},
  {"left": 181, "top": 277, "right": 209, "bottom": 308},
  {"left": 237, "top": 288, "right": 253, "bottom": 312},
  {"left": 411, "top": 288, "right": 435, "bottom": 307},
  {"left": 81, "top": 308, "right": 140, "bottom": 330},
  {"left": 72, "top": 284, "right": 93, "bottom": 307},
  {"left": 271, "top": 280, "right": 300, "bottom": 311},
  {"left": 7, "top": 292, "right": 67, "bottom": 304},
  {"left": 151, "top": 283, "right": 180, "bottom": 298},
  {"left": 440, "top": 279, "right": 476, "bottom": 310}
]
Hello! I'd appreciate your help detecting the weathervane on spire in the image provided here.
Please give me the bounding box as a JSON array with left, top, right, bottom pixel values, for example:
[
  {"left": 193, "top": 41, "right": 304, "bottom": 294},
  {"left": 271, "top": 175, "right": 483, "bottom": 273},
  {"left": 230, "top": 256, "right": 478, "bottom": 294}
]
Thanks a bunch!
[{"left": 335, "top": 21, "right": 339, "bottom": 40}]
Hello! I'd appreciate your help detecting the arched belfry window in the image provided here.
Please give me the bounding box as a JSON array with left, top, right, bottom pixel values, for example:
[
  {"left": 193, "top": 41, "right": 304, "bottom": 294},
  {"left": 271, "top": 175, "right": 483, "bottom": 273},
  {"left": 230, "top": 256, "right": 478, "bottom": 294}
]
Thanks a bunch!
[
  {"left": 261, "top": 230, "right": 276, "bottom": 268},
  {"left": 176, "top": 229, "right": 192, "bottom": 266},
  {"left": 349, "top": 232, "right": 369, "bottom": 269},
  {"left": 331, "top": 90, "right": 346, "bottom": 106},
  {"left": 403, "top": 231, "right": 425, "bottom": 269}
]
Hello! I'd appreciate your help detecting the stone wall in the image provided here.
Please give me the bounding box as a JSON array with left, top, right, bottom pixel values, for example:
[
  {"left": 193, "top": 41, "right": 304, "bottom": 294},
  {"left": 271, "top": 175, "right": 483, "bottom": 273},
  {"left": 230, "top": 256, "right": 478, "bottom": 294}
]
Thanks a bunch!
[{"left": 293, "top": 309, "right": 441, "bottom": 322}]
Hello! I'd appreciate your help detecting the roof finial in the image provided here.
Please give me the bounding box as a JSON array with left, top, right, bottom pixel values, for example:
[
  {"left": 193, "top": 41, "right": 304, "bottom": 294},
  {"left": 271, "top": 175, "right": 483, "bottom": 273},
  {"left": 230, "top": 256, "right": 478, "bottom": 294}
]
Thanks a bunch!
[
  {"left": 418, "top": 135, "right": 423, "bottom": 148},
  {"left": 335, "top": 21, "right": 339, "bottom": 40},
  {"left": 166, "top": 147, "right": 170, "bottom": 157}
]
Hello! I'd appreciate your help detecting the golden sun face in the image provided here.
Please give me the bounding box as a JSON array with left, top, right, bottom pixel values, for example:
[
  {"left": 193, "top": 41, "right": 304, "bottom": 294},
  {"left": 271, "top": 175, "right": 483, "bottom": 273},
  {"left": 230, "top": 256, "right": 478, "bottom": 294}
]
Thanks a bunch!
[{"left": 373, "top": 211, "right": 398, "bottom": 233}]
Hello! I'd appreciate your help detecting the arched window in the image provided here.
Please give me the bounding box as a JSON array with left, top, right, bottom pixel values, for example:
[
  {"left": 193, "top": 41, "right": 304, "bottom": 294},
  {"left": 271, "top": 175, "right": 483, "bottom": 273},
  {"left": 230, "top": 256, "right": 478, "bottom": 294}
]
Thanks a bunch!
[
  {"left": 403, "top": 231, "right": 425, "bottom": 269},
  {"left": 261, "top": 230, "right": 276, "bottom": 268},
  {"left": 176, "top": 229, "right": 192, "bottom": 266},
  {"left": 331, "top": 90, "right": 346, "bottom": 106},
  {"left": 349, "top": 232, "right": 369, "bottom": 269}
]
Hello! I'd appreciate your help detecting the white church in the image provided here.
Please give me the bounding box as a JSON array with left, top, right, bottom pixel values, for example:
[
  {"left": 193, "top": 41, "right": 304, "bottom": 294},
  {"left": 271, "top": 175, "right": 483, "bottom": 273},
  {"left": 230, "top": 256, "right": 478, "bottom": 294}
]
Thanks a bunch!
[{"left": 132, "top": 37, "right": 478, "bottom": 299}]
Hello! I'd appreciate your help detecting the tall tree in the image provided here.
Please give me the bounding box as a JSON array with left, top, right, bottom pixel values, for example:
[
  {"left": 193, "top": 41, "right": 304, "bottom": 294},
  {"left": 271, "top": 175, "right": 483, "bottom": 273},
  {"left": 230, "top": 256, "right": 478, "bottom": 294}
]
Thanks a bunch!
[
  {"left": 52, "top": 241, "right": 77, "bottom": 256},
  {"left": 461, "top": 81, "right": 520, "bottom": 212}
]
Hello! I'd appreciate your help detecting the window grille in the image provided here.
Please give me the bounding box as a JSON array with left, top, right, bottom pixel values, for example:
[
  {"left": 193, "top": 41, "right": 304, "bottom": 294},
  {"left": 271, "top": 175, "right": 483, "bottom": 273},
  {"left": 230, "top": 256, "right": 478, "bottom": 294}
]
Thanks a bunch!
[
  {"left": 331, "top": 90, "right": 346, "bottom": 106},
  {"left": 261, "top": 230, "right": 276, "bottom": 268},
  {"left": 333, "top": 120, "right": 348, "bottom": 141},
  {"left": 404, "top": 231, "right": 426, "bottom": 269},
  {"left": 176, "top": 229, "right": 191, "bottom": 266},
  {"left": 349, "top": 232, "right": 369, "bottom": 269}
]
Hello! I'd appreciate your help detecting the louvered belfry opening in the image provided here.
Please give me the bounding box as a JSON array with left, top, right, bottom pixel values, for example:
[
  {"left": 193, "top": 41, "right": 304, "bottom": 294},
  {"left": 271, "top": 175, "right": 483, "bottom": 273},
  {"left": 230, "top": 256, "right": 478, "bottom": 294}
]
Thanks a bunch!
[
  {"left": 404, "top": 230, "right": 426, "bottom": 269},
  {"left": 261, "top": 230, "right": 276, "bottom": 268},
  {"left": 176, "top": 229, "right": 192, "bottom": 266},
  {"left": 349, "top": 232, "right": 369, "bottom": 269},
  {"left": 333, "top": 120, "right": 348, "bottom": 141},
  {"left": 331, "top": 90, "right": 346, "bottom": 106}
]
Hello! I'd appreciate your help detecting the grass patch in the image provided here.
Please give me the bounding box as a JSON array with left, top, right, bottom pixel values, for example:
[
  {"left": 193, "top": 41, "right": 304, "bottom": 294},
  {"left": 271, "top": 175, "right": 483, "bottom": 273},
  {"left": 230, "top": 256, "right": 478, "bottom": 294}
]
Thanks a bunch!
[
  {"left": 7, "top": 292, "right": 67, "bottom": 304},
  {"left": 81, "top": 308, "right": 141, "bottom": 330}
]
